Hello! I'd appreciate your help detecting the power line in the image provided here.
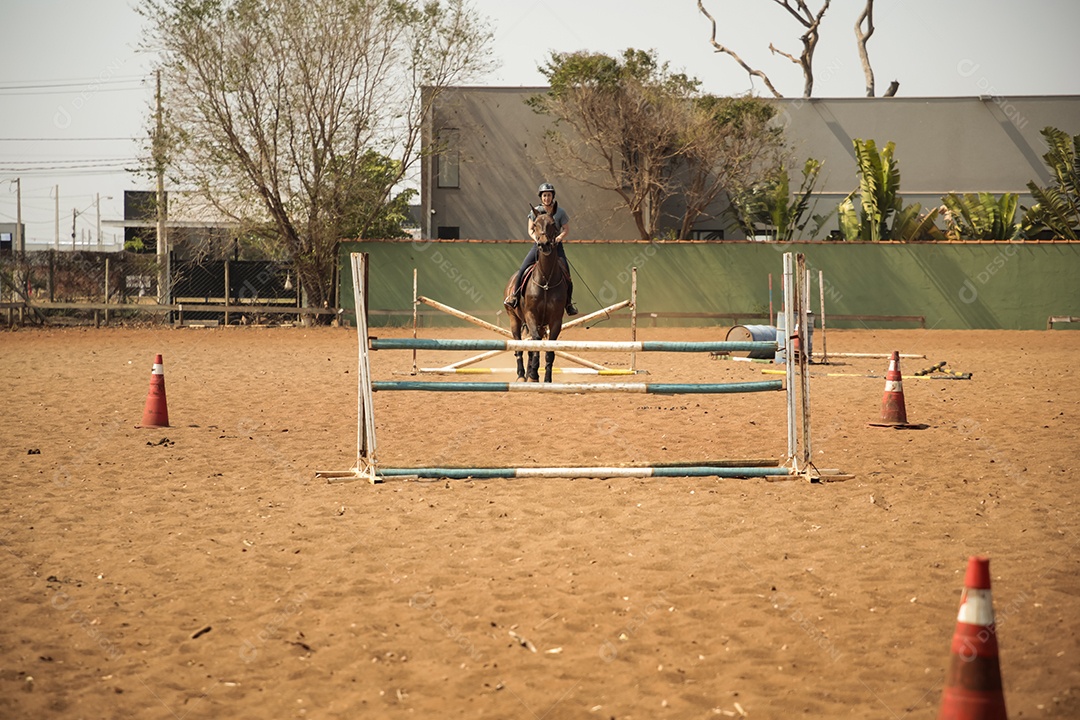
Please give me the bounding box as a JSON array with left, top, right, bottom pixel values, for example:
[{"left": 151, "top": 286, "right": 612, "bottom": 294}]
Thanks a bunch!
[
  {"left": 0, "top": 165, "right": 143, "bottom": 176},
  {"left": 0, "top": 137, "right": 139, "bottom": 142},
  {"left": 0, "top": 75, "right": 148, "bottom": 91},
  {"left": 0, "top": 157, "right": 137, "bottom": 166},
  {"left": 0, "top": 85, "right": 148, "bottom": 97}
]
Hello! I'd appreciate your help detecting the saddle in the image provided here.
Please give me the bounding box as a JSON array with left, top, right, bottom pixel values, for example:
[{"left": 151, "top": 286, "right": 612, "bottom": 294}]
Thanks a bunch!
[{"left": 517, "top": 259, "right": 569, "bottom": 291}]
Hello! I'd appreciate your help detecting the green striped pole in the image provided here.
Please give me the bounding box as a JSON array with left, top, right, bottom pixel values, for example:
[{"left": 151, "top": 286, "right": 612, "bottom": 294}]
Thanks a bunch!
[
  {"left": 370, "top": 338, "right": 776, "bottom": 354},
  {"left": 372, "top": 380, "right": 783, "bottom": 394},
  {"left": 375, "top": 466, "right": 793, "bottom": 479}
]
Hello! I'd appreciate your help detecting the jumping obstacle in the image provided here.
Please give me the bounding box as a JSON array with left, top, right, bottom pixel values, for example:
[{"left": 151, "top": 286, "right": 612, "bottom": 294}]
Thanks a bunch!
[
  {"left": 407, "top": 267, "right": 643, "bottom": 375},
  {"left": 315, "top": 252, "right": 820, "bottom": 484}
]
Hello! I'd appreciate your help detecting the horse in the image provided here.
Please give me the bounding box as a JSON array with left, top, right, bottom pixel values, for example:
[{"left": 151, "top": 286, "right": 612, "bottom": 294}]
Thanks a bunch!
[{"left": 504, "top": 208, "right": 568, "bottom": 382}]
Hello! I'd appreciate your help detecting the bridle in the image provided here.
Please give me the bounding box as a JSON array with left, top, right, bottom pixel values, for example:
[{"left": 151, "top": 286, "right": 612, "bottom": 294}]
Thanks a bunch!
[{"left": 529, "top": 214, "right": 565, "bottom": 290}]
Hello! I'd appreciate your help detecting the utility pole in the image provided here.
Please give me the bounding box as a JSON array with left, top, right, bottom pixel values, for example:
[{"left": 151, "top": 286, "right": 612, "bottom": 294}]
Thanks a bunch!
[
  {"left": 96, "top": 193, "right": 102, "bottom": 247},
  {"left": 15, "top": 177, "right": 22, "bottom": 255},
  {"left": 54, "top": 185, "right": 59, "bottom": 251},
  {"left": 154, "top": 70, "right": 170, "bottom": 305},
  {"left": 72, "top": 208, "right": 77, "bottom": 251}
]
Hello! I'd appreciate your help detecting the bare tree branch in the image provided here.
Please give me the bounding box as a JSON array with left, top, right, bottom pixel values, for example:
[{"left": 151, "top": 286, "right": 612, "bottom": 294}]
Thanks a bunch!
[
  {"left": 697, "top": 0, "right": 783, "bottom": 98},
  {"left": 765, "top": 0, "right": 832, "bottom": 97},
  {"left": 855, "top": 0, "right": 876, "bottom": 97},
  {"left": 768, "top": 42, "right": 800, "bottom": 66}
]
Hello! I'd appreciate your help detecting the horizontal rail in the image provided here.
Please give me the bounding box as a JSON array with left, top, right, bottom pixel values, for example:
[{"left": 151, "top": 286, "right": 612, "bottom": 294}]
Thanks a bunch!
[
  {"left": 370, "top": 338, "right": 777, "bottom": 353},
  {"left": 375, "top": 466, "right": 794, "bottom": 479},
  {"left": 19, "top": 301, "right": 339, "bottom": 315},
  {"left": 416, "top": 367, "right": 645, "bottom": 375},
  {"left": 372, "top": 380, "right": 783, "bottom": 394}
]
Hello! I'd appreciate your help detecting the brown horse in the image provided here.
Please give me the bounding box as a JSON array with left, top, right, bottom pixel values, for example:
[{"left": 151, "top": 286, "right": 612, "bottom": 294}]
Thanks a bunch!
[{"left": 504, "top": 208, "right": 568, "bottom": 382}]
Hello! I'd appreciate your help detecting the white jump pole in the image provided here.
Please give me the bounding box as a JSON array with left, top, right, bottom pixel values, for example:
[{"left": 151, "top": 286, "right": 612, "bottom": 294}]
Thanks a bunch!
[
  {"left": 315, "top": 252, "right": 379, "bottom": 483},
  {"left": 783, "top": 253, "right": 796, "bottom": 464},
  {"left": 797, "top": 254, "right": 812, "bottom": 470},
  {"left": 818, "top": 269, "right": 828, "bottom": 364},
  {"left": 411, "top": 268, "right": 418, "bottom": 375},
  {"left": 631, "top": 266, "right": 638, "bottom": 372}
]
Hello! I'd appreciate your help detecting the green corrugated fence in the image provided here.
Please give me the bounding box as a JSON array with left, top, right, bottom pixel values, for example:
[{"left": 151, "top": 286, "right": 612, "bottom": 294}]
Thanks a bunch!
[{"left": 339, "top": 240, "right": 1080, "bottom": 330}]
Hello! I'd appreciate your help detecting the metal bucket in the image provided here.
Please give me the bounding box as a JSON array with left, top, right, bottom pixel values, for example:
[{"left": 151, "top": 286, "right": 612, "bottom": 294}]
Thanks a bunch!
[{"left": 725, "top": 324, "right": 778, "bottom": 359}]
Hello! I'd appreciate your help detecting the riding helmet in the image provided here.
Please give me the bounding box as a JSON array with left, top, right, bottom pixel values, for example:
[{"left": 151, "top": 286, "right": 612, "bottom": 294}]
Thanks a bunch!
[{"left": 537, "top": 182, "right": 555, "bottom": 197}]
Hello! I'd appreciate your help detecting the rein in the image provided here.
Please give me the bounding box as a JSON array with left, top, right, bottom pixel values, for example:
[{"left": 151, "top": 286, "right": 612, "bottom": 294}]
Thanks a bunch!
[{"left": 527, "top": 239, "right": 566, "bottom": 292}]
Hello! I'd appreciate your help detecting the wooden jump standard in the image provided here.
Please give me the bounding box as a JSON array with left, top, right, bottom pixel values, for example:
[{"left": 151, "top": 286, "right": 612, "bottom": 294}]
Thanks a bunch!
[{"left": 315, "top": 251, "right": 819, "bottom": 484}]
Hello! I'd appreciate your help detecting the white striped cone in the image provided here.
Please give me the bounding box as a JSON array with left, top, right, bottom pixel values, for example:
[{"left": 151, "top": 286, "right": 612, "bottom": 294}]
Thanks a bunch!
[
  {"left": 139, "top": 353, "right": 170, "bottom": 428},
  {"left": 938, "top": 556, "right": 1007, "bottom": 719},
  {"left": 878, "top": 350, "right": 908, "bottom": 424}
]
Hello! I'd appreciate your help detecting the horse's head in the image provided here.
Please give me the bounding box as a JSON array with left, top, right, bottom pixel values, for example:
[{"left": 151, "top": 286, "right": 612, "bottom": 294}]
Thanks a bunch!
[{"left": 529, "top": 206, "right": 559, "bottom": 254}]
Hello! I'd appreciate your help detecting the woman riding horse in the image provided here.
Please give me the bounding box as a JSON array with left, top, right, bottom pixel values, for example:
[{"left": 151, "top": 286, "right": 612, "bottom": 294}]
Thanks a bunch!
[
  {"left": 504, "top": 209, "right": 568, "bottom": 382},
  {"left": 504, "top": 182, "right": 577, "bottom": 317}
]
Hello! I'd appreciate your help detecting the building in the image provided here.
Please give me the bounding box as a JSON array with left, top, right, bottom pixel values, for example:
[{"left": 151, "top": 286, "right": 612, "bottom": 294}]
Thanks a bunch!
[{"left": 421, "top": 89, "right": 1080, "bottom": 240}]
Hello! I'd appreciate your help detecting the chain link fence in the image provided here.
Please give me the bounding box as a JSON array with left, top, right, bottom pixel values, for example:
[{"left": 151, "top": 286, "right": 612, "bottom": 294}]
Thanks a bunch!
[{"left": 1, "top": 251, "right": 307, "bottom": 327}]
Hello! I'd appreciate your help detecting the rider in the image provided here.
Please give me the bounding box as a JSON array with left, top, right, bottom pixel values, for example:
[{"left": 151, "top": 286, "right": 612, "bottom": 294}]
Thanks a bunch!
[{"left": 504, "top": 182, "right": 578, "bottom": 316}]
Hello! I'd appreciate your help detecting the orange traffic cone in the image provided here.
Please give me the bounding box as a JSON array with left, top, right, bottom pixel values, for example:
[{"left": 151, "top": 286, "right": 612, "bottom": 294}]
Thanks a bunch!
[
  {"left": 938, "top": 556, "right": 1008, "bottom": 720},
  {"left": 139, "top": 354, "right": 170, "bottom": 428},
  {"left": 870, "top": 350, "right": 925, "bottom": 428}
]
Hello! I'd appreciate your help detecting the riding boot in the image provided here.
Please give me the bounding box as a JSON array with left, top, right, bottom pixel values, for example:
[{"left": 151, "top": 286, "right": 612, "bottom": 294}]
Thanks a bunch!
[
  {"left": 504, "top": 273, "right": 520, "bottom": 308},
  {"left": 565, "top": 281, "right": 578, "bottom": 316}
]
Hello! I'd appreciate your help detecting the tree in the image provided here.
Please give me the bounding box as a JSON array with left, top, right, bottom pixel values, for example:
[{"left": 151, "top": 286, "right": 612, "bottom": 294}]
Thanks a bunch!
[
  {"left": 837, "top": 139, "right": 941, "bottom": 241},
  {"left": 1022, "top": 126, "right": 1080, "bottom": 239},
  {"left": 698, "top": 0, "right": 831, "bottom": 98},
  {"left": 528, "top": 49, "right": 782, "bottom": 240},
  {"left": 678, "top": 95, "right": 785, "bottom": 239},
  {"left": 139, "top": 0, "right": 492, "bottom": 312},
  {"left": 698, "top": 0, "right": 896, "bottom": 98},
  {"left": 528, "top": 50, "right": 691, "bottom": 240},
  {"left": 854, "top": 0, "right": 876, "bottom": 97}
]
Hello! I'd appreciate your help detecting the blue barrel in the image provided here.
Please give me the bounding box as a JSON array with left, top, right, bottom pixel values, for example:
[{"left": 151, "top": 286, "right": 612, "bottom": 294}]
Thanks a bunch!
[{"left": 725, "top": 324, "right": 778, "bottom": 359}]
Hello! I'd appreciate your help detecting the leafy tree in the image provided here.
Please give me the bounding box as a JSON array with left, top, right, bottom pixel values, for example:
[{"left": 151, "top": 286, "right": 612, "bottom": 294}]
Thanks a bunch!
[
  {"left": 678, "top": 95, "right": 785, "bottom": 239},
  {"left": 837, "top": 139, "right": 941, "bottom": 241},
  {"left": 139, "top": 0, "right": 492, "bottom": 312},
  {"left": 724, "top": 158, "right": 826, "bottom": 241},
  {"left": 1022, "top": 126, "right": 1080, "bottom": 239},
  {"left": 941, "top": 192, "right": 1022, "bottom": 240},
  {"left": 528, "top": 49, "right": 690, "bottom": 240},
  {"left": 528, "top": 49, "right": 783, "bottom": 240}
]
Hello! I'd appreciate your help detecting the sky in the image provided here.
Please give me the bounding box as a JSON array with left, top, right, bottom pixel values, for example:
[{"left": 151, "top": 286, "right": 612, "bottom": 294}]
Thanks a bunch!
[{"left": 2, "top": 0, "right": 1079, "bottom": 248}]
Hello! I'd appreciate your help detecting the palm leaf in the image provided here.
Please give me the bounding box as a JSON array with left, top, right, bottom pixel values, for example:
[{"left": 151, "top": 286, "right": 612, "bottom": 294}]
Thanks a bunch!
[
  {"left": 1023, "top": 126, "right": 1080, "bottom": 238},
  {"left": 838, "top": 191, "right": 860, "bottom": 241}
]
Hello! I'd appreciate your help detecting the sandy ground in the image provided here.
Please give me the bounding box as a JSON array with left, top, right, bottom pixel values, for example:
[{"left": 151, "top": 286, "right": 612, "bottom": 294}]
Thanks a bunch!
[{"left": 1, "top": 323, "right": 1078, "bottom": 719}]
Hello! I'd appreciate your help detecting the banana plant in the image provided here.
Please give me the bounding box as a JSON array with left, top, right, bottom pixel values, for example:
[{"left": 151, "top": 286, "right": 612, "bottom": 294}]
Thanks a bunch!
[
  {"left": 837, "top": 138, "right": 942, "bottom": 240},
  {"left": 942, "top": 192, "right": 1023, "bottom": 240},
  {"left": 724, "top": 158, "right": 826, "bottom": 241},
  {"left": 892, "top": 202, "right": 943, "bottom": 241},
  {"left": 1022, "top": 127, "right": 1080, "bottom": 239}
]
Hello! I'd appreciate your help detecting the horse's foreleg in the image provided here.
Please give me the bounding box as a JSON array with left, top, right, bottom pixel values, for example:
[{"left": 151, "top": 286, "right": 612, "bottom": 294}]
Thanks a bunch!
[
  {"left": 526, "top": 325, "right": 541, "bottom": 382},
  {"left": 544, "top": 323, "right": 562, "bottom": 383},
  {"left": 515, "top": 350, "right": 525, "bottom": 382},
  {"left": 509, "top": 313, "right": 526, "bottom": 382},
  {"left": 527, "top": 350, "right": 540, "bottom": 382}
]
